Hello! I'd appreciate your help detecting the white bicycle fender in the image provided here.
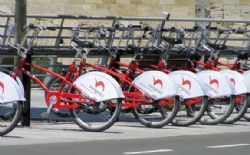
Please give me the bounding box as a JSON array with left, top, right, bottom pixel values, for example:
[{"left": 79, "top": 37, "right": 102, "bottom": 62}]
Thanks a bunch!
[
  {"left": 74, "top": 71, "right": 125, "bottom": 102},
  {"left": 169, "top": 70, "right": 206, "bottom": 99},
  {"left": 15, "top": 76, "right": 25, "bottom": 96},
  {"left": 243, "top": 70, "right": 250, "bottom": 93},
  {"left": 197, "top": 70, "right": 233, "bottom": 98},
  {"left": 0, "top": 71, "right": 26, "bottom": 103},
  {"left": 133, "top": 71, "right": 177, "bottom": 100},
  {"left": 241, "top": 70, "right": 250, "bottom": 93},
  {"left": 221, "top": 70, "right": 248, "bottom": 95}
]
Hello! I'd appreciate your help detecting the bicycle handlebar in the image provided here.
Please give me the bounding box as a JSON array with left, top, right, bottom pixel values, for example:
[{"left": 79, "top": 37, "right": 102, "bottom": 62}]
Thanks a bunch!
[
  {"left": 24, "top": 23, "right": 56, "bottom": 31},
  {"left": 8, "top": 24, "right": 56, "bottom": 58}
]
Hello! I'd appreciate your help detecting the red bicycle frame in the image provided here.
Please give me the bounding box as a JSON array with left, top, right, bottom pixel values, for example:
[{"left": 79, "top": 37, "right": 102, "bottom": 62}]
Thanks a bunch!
[
  {"left": 13, "top": 58, "right": 92, "bottom": 109},
  {"left": 108, "top": 51, "right": 202, "bottom": 106}
]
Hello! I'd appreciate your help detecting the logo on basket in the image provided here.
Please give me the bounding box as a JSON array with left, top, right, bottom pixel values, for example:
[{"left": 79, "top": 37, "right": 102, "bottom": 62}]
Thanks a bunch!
[
  {"left": 209, "top": 76, "right": 219, "bottom": 88},
  {"left": 153, "top": 76, "right": 163, "bottom": 89},
  {"left": 182, "top": 77, "right": 191, "bottom": 90},
  {"left": 229, "top": 78, "right": 236, "bottom": 86},
  {"left": 0, "top": 81, "right": 4, "bottom": 94},
  {"left": 95, "top": 78, "right": 105, "bottom": 92}
]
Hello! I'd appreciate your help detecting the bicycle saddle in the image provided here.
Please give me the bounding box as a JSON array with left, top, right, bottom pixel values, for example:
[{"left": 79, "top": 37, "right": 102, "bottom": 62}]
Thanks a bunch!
[
  {"left": 237, "top": 50, "right": 250, "bottom": 60},
  {"left": 183, "top": 48, "right": 202, "bottom": 60},
  {"left": 162, "top": 37, "right": 182, "bottom": 45},
  {"left": 127, "top": 45, "right": 150, "bottom": 54},
  {"left": 206, "top": 42, "right": 227, "bottom": 50},
  {"left": 72, "top": 38, "right": 94, "bottom": 48}
]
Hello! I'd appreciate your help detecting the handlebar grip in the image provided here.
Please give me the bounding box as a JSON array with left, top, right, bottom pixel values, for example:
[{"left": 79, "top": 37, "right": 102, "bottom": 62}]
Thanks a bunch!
[
  {"left": 163, "top": 12, "right": 170, "bottom": 21},
  {"left": 166, "top": 13, "right": 170, "bottom": 20}
]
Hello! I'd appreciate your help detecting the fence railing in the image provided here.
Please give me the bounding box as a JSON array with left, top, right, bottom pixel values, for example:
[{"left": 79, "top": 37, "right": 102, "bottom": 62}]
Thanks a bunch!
[
  {"left": 1, "top": 13, "right": 250, "bottom": 74},
  {"left": 1, "top": 13, "right": 250, "bottom": 54}
]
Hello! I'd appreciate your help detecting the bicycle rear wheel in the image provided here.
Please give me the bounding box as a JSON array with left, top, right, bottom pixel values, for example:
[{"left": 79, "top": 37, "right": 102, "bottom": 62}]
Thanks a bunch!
[
  {"left": 70, "top": 99, "right": 122, "bottom": 132},
  {"left": 200, "top": 96, "right": 234, "bottom": 125},
  {"left": 224, "top": 94, "right": 247, "bottom": 124},
  {"left": 171, "top": 96, "right": 207, "bottom": 126},
  {"left": 243, "top": 109, "right": 250, "bottom": 121},
  {"left": 243, "top": 95, "right": 250, "bottom": 121},
  {"left": 0, "top": 101, "right": 22, "bottom": 136},
  {"left": 132, "top": 96, "right": 179, "bottom": 128}
]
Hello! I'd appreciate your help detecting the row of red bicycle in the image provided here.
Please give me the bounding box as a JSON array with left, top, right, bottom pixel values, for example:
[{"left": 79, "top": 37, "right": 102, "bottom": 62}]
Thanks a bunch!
[{"left": 0, "top": 18, "right": 250, "bottom": 136}]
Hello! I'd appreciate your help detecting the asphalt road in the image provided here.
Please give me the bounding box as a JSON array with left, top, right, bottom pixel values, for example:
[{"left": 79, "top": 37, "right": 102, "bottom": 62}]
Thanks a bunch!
[{"left": 1, "top": 132, "right": 250, "bottom": 155}]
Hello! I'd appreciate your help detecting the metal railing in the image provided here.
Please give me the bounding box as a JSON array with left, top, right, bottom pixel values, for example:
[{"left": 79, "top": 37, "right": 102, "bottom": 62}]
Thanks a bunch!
[
  {"left": 1, "top": 13, "right": 250, "bottom": 74},
  {"left": 1, "top": 13, "right": 250, "bottom": 54}
]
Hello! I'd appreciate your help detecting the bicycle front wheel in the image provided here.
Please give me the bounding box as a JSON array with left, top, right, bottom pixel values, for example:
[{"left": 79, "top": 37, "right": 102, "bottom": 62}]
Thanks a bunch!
[
  {"left": 70, "top": 99, "right": 122, "bottom": 132},
  {"left": 0, "top": 101, "right": 22, "bottom": 136},
  {"left": 171, "top": 96, "right": 207, "bottom": 126},
  {"left": 200, "top": 96, "right": 234, "bottom": 125},
  {"left": 132, "top": 96, "right": 179, "bottom": 128},
  {"left": 224, "top": 94, "right": 248, "bottom": 124}
]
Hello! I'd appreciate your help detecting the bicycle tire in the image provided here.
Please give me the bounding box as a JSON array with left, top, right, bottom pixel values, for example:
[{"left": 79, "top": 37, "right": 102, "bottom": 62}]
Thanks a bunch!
[
  {"left": 0, "top": 101, "right": 23, "bottom": 136},
  {"left": 223, "top": 94, "right": 248, "bottom": 124},
  {"left": 132, "top": 96, "right": 180, "bottom": 128},
  {"left": 243, "top": 96, "right": 250, "bottom": 121},
  {"left": 200, "top": 96, "right": 234, "bottom": 125},
  {"left": 243, "top": 111, "right": 250, "bottom": 121},
  {"left": 70, "top": 99, "right": 122, "bottom": 132},
  {"left": 171, "top": 96, "right": 207, "bottom": 126}
]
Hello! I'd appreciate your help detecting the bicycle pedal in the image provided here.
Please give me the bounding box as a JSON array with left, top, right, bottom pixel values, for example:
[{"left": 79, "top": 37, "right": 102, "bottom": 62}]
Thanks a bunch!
[{"left": 41, "top": 112, "right": 49, "bottom": 118}]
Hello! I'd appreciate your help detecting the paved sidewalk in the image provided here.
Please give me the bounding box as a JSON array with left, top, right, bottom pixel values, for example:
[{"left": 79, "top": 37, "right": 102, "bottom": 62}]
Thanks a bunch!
[
  {"left": 1, "top": 89, "right": 249, "bottom": 146},
  {"left": 2, "top": 121, "right": 250, "bottom": 146}
]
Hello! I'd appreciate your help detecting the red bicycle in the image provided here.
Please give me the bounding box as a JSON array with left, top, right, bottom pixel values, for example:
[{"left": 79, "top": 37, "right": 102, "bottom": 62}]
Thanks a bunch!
[
  {"left": 174, "top": 26, "right": 248, "bottom": 124},
  {"left": 46, "top": 24, "right": 180, "bottom": 128},
  {"left": 7, "top": 24, "right": 124, "bottom": 132},
  {"left": 110, "top": 25, "right": 208, "bottom": 126}
]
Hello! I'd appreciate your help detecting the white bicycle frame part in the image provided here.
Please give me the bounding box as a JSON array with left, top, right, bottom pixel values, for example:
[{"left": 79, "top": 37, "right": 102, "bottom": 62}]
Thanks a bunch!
[
  {"left": 242, "top": 70, "right": 250, "bottom": 93},
  {"left": 74, "top": 71, "right": 125, "bottom": 102},
  {"left": 221, "top": 70, "right": 248, "bottom": 95},
  {"left": 0, "top": 71, "right": 26, "bottom": 103},
  {"left": 197, "top": 70, "right": 233, "bottom": 98},
  {"left": 169, "top": 70, "right": 206, "bottom": 99},
  {"left": 133, "top": 71, "right": 177, "bottom": 100}
]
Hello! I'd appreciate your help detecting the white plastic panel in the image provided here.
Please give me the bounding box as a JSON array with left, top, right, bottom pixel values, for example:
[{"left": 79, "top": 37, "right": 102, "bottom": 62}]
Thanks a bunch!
[
  {"left": 0, "top": 71, "right": 25, "bottom": 103},
  {"left": 197, "top": 70, "right": 233, "bottom": 98},
  {"left": 133, "top": 71, "right": 177, "bottom": 100},
  {"left": 74, "top": 71, "right": 124, "bottom": 102},
  {"left": 242, "top": 70, "right": 250, "bottom": 93},
  {"left": 170, "top": 70, "right": 206, "bottom": 99}
]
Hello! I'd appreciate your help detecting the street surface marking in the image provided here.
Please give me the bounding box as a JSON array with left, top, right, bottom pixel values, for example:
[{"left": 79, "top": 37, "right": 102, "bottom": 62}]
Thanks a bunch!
[
  {"left": 207, "top": 144, "right": 250, "bottom": 149},
  {"left": 123, "top": 149, "right": 174, "bottom": 154}
]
